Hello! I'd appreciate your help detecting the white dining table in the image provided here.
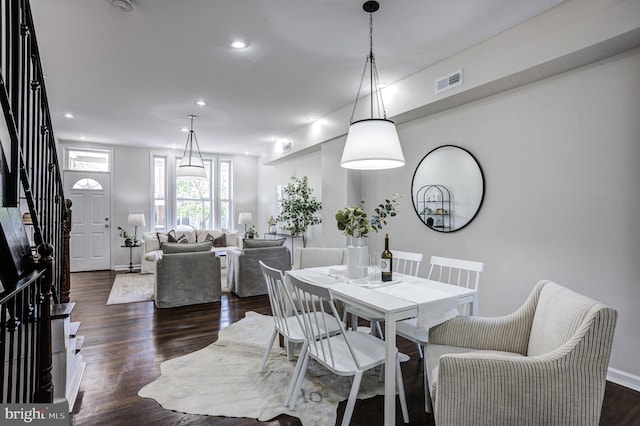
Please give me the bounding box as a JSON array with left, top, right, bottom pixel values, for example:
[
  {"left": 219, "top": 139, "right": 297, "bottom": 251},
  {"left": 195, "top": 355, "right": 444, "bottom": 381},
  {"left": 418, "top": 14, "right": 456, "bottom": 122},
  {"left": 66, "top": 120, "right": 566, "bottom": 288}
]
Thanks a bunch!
[{"left": 286, "top": 266, "right": 478, "bottom": 426}]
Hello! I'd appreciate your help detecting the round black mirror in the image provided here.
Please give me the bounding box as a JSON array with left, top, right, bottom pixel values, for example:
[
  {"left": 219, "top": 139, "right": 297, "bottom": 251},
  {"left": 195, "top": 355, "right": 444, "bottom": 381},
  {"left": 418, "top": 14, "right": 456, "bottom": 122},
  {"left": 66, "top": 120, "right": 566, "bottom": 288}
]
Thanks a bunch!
[{"left": 411, "top": 145, "right": 485, "bottom": 232}]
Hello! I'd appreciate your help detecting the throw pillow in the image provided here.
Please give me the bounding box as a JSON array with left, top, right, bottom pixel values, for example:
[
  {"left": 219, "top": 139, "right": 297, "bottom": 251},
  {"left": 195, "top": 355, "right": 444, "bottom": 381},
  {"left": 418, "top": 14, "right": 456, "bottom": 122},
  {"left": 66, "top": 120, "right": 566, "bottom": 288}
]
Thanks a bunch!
[
  {"left": 206, "top": 233, "right": 227, "bottom": 247},
  {"left": 243, "top": 238, "right": 286, "bottom": 249},
  {"left": 157, "top": 230, "right": 176, "bottom": 244},
  {"left": 142, "top": 232, "right": 160, "bottom": 253},
  {"left": 176, "top": 233, "right": 190, "bottom": 244},
  {"left": 162, "top": 241, "right": 212, "bottom": 254},
  {"left": 223, "top": 229, "right": 239, "bottom": 247}
]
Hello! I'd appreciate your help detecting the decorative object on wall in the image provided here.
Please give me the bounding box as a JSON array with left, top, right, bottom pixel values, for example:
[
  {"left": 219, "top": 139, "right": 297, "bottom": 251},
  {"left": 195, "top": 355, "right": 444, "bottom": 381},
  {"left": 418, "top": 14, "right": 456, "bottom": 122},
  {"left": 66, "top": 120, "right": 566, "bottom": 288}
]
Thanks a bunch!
[
  {"left": 276, "top": 176, "right": 322, "bottom": 236},
  {"left": 340, "top": 1, "right": 404, "bottom": 171},
  {"left": 335, "top": 194, "right": 400, "bottom": 278},
  {"left": 238, "top": 212, "right": 253, "bottom": 237},
  {"left": 411, "top": 145, "right": 484, "bottom": 232},
  {"left": 177, "top": 114, "right": 207, "bottom": 179},
  {"left": 127, "top": 211, "right": 146, "bottom": 242}
]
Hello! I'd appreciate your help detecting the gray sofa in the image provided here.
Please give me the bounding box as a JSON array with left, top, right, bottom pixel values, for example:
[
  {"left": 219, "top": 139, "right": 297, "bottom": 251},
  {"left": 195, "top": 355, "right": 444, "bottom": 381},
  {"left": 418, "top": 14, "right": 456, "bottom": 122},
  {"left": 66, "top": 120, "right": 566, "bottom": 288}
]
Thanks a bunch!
[
  {"left": 227, "top": 239, "right": 291, "bottom": 297},
  {"left": 154, "top": 242, "right": 222, "bottom": 308}
]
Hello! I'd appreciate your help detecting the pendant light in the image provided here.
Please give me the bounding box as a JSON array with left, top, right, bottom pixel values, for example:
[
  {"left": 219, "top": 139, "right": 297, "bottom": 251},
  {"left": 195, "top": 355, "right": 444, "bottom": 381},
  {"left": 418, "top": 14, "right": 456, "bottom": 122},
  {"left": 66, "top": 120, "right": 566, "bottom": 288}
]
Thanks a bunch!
[
  {"left": 177, "top": 114, "right": 207, "bottom": 179},
  {"left": 341, "top": 0, "right": 404, "bottom": 170}
]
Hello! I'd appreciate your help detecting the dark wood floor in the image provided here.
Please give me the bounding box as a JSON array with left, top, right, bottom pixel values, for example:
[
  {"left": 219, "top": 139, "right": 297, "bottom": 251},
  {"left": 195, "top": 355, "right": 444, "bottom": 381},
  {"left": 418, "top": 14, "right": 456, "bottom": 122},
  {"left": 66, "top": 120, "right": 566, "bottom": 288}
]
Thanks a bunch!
[{"left": 68, "top": 270, "right": 640, "bottom": 426}]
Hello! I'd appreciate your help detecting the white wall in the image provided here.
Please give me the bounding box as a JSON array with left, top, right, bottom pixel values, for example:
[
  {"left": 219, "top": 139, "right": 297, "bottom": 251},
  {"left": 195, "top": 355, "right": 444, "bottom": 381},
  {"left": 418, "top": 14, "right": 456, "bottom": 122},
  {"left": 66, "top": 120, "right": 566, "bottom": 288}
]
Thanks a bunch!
[
  {"left": 260, "top": 48, "right": 640, "bottom": 384},
  {"left": 256, "top": 149, "right": 324, "bottom": 245}
]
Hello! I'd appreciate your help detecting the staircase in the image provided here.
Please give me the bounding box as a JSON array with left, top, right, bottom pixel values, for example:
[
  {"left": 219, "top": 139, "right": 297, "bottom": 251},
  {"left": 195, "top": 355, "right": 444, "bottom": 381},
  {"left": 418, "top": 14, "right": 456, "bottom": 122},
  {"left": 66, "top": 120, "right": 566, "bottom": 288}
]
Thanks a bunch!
[{"left": 0, "top": 0, "right": 78, "bottom": 408}]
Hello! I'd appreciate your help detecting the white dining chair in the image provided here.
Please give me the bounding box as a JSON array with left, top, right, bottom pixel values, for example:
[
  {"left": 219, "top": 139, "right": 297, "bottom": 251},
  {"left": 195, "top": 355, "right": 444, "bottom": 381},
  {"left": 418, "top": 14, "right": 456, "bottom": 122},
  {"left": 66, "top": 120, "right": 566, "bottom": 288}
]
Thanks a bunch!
[
  {"left": 395, "top": 255, "right": 483, "bottom": 412},
  {"left": 285, "top": 273, "right": 409, "bottom": 426},
  {"left": 258, "top": 261, "right": 342, "bottom": 373},
  {"left": 344, "top": 250, "right": 424, "bottom": 337}
]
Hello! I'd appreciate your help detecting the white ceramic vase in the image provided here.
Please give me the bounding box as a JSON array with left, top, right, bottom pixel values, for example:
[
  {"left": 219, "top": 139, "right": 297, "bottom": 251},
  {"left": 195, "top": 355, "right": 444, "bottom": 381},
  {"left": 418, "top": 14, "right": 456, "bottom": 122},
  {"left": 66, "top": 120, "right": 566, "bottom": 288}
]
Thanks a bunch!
[{"left": 346, "top": 236, "right": 368, "bottom": 279}]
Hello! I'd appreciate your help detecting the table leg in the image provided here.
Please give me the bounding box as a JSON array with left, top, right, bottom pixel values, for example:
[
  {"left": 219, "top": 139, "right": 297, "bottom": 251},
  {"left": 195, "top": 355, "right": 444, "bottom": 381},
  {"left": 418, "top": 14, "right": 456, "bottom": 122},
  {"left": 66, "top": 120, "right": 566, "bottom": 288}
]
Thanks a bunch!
[
  {"left": 384, "top": 314, "right": 398, "bottom": 426},
  {"left": 128, "top": 246, "right": 134, "bottom": 273}
]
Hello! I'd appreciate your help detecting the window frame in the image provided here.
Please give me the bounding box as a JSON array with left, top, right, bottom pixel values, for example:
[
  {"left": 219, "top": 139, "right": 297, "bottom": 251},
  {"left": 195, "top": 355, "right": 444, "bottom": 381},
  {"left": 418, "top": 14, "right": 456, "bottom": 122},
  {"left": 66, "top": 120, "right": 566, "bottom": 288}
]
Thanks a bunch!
[{"left": 150, "top": 151, "right": 232, "bottom": 232}]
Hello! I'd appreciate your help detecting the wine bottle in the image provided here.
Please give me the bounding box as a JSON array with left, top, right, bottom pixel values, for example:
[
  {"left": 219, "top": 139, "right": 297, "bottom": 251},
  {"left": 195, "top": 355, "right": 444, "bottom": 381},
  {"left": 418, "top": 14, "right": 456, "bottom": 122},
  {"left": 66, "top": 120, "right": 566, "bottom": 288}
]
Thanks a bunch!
[{"left": 381, "top": 233, "right": 393, "bottom": 282}]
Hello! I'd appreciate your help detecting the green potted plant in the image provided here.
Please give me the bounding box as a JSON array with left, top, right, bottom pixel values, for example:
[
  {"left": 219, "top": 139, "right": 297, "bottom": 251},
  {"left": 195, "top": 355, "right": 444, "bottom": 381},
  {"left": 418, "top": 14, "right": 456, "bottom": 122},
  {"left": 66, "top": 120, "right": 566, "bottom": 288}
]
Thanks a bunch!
[
  {"left": 276, "top": 176, "right": 322, "bottom": 236},
  {"left": 245, "top": 225, "right": 257, "bottom": 239},
  {"left": 335, "top": 194, "right": 400, "bottom": 238},
  {"left": 117, "top": 226, "right": 137, "bottom": 247},
  {"left": 335, "top": 194, "right": 400, "bottom": 278}
]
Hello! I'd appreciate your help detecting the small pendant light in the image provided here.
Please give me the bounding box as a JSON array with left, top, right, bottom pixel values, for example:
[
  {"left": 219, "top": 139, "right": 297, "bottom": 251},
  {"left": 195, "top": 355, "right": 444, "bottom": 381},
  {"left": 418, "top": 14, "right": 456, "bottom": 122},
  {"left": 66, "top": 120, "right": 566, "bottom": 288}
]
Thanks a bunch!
[{"left": 177, "top": 114, "right": 207, "bottom": 179}]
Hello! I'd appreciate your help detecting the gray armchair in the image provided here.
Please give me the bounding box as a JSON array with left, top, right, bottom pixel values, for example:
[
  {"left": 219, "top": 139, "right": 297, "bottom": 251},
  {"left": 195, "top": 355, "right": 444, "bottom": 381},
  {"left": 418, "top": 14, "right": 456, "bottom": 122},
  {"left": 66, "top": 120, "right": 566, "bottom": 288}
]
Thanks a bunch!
[
  {"left": 227, "top": 243, "right": 291, "bottom": 297},
  {"left": 155, "top": 243, "right": 221, "bottom": 308},
  {"left": 425, "top": 280, "right": 617, "bottom": 426}
]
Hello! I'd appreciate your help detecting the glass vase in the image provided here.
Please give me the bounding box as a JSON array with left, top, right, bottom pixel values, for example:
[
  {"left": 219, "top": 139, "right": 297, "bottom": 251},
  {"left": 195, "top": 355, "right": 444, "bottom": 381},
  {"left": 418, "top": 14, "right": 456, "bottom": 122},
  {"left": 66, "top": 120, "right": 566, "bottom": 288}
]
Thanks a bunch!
[{"left": 346, "top": 236, "right": 368, "bottom": 279}]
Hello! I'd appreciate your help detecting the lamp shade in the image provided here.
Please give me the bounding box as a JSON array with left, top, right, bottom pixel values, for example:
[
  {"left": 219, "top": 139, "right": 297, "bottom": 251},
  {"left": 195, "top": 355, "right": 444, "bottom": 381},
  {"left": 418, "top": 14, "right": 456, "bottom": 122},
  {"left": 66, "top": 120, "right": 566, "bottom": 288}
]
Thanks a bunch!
[
  {"left": 238, "top": 212, "right": 252, "bottom": 225},
  {"left": 177, "top": 155, "right": 207, "bottom": 178},
  {"left": 341, "top": 119, "right": 405, "bottom": 170},
  {"left": 127, "top": 213, "right": 146, "bottom": 227}
]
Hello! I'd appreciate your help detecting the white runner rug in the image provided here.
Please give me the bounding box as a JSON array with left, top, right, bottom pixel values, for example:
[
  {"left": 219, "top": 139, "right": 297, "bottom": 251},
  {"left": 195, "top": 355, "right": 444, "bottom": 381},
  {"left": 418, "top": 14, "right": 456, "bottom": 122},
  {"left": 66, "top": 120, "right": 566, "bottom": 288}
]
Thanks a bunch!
[
  {"left": 138, "top": 311, "right": 385, "bottom": 425},
  {"left": 107, "top": 273, "right": 154, "bottom": 305}
]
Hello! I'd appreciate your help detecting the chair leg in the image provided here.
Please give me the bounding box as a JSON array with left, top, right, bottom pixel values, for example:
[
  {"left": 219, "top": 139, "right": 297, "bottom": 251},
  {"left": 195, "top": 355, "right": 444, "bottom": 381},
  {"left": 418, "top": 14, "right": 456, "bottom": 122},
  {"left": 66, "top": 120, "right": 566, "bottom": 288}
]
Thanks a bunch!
[
  {"left": 416, "top": 342, "right": 423, "bottom": 359},
  {"left": 285, "top": 342, "right": 308, "bottom": 407},
  {"left": 373, "top": 321, "right": 384, "bottom": 339},
  {"left": 341, "top": 371, "right": 364, "bottom": 426},
  {"left": 259, "top": 329, "right": 278, "bottom": 373},
  {"left": 288, "top": 349, "right": 311, "bottom": 410},
  {"left": 423, "top": 345, "right": 433, "bottom": 413},
  {"left": 396, "top": 358, "right": 409, "bottom": 424}
]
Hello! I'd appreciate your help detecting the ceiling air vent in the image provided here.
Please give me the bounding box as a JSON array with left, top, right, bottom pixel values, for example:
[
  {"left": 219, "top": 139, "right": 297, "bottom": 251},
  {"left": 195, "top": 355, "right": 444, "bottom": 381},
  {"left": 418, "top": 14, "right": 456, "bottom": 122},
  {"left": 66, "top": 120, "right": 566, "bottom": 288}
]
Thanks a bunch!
[{"left": 435, "top": 69, "right": 463, "bottom": 94}]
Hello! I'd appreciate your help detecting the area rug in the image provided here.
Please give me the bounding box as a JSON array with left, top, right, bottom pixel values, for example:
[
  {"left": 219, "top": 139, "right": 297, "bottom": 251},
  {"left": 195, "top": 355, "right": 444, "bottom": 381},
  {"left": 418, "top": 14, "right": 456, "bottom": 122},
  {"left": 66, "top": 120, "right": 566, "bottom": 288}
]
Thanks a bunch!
[
  {"left": 106, "top": 273, "right": 154, "bottom": 305},
  {"left": 138, "top": 311, "right": 385, "bottom": 425}
]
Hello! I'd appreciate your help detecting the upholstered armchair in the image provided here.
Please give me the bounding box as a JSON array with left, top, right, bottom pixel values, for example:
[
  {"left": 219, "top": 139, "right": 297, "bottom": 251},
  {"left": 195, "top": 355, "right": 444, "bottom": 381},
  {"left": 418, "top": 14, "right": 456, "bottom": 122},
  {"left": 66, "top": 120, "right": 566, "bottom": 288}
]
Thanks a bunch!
[
  {"left": 227, "top": 239, "right": 291, "bottom": 297},
  {"left": 155, "top": 242, "right": 221, "bottom": 308},
  {"left": 424, "top": 280, "right": 617, "bottom": 426},
  {"left": 292, "top": 247, "right": 346, "bottom": 269}
]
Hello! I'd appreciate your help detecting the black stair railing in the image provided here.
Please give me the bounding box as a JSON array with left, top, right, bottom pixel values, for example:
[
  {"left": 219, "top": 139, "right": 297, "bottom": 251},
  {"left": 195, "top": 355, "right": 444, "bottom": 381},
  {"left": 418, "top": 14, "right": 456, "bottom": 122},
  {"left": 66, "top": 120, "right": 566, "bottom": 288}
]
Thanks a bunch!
[{"left": 1, "top": 0, "right": 69, "bottom": 403}]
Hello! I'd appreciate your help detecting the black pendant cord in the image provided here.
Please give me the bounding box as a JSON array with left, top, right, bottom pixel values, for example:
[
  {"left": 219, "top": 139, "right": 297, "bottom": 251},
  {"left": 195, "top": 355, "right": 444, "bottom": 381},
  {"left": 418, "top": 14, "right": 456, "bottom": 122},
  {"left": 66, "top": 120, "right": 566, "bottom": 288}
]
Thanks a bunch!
[{"left": 348, "top": 3, "right": 388, "bottom": 124}]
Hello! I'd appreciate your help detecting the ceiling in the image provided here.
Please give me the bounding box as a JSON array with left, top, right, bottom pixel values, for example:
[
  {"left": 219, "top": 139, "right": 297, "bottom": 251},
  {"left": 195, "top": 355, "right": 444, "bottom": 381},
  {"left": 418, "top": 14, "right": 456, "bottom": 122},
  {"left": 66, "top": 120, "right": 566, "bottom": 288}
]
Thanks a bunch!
[{"left": 30, "top": 0, "right": 563, "bottom": 157}]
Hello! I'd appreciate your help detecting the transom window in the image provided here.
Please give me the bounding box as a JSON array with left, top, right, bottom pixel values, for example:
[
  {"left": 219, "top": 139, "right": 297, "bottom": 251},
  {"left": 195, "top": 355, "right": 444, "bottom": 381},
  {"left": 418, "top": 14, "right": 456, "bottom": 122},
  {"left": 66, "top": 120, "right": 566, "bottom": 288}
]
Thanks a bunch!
[
  {"left": 72, "top": 178, "right": 103, "bottom": 190},
  {"left": 65, "top": 148, "right": 111, "bottom": 172}
]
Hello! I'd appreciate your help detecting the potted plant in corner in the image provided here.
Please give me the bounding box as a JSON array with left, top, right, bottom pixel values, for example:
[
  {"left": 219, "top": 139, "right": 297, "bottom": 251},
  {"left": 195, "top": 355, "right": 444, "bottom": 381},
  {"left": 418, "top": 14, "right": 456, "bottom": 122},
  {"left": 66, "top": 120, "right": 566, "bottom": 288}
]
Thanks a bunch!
[
  {"left": 276, "top": 176, "right": 322, "bottom": 238},
  {"left": 117, "top": 226, "right": 137, "bottom": 247},
  {"left": 335, "top": 194, "right": 400, "bottom": 278}
]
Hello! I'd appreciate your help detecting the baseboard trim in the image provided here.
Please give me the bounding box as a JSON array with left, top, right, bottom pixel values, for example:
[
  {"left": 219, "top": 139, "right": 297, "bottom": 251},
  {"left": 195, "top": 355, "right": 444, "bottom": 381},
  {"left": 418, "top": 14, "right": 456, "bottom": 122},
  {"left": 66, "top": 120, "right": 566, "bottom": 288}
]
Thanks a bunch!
[
  {"left": 113, "top": 263, "right": 141, "bottom": 272},
  {"left": 608, "top": 367, "right": 640, "bottom": 392}
]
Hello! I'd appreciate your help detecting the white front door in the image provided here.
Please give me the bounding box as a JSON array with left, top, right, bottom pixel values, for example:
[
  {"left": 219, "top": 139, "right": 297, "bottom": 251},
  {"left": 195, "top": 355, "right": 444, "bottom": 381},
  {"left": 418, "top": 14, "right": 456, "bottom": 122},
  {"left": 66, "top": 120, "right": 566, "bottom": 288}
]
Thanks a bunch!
[{"left": 64, "top": 171, "right": 111, "bottom": 271}]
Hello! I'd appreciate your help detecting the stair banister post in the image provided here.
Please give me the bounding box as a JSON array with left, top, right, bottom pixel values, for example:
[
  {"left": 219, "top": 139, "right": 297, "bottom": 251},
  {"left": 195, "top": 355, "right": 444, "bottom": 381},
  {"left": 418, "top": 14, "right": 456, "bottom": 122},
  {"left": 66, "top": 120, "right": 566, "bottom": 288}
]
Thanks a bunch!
[
  {"left": 34, "top": 243, "right": 54, "bottom": 403},
  {"left": 60, "top": 199, "right": 72, "bottom": 303}
]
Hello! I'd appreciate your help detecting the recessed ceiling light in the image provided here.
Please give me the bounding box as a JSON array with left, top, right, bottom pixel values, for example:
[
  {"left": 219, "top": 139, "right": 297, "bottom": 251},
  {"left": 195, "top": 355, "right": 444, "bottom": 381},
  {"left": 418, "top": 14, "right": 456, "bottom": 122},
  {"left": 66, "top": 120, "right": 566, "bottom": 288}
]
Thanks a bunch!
[
  {"left": 305, "top": 116, "right": 318, "bottom": 122},
  {"left": 195, "top": 100, "right": 206, "bottom": 107},
  {"left": 180, "top": 127, "right": 189, "bottom": 132},
  {"left": 110, "top": 0, "right": 134, "bottom": 13},
  {"left": 230, "top": 40, "right": 248, "bottom": 49},
  {"left": 64, "top": 113, "right": 75, "bottom": 119}
]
